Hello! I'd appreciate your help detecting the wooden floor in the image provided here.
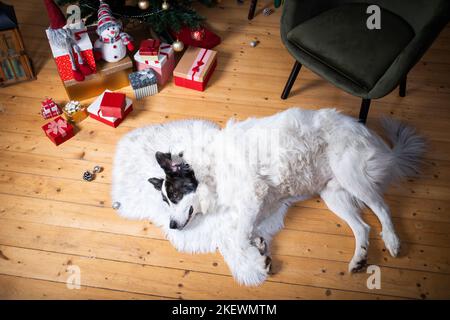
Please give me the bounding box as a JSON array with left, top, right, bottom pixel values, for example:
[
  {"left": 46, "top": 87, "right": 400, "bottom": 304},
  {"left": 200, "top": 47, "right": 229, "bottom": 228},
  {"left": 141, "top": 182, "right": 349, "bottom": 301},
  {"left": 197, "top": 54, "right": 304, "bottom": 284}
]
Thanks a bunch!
[{"left": 1, "top": 0, "right": 450, "bottom": 300}]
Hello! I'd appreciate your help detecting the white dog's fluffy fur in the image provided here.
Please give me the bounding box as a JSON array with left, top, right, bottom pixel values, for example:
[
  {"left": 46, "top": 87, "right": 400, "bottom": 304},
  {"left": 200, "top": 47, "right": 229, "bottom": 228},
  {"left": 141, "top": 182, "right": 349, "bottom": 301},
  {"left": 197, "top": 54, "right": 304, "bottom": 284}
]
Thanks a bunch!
[{"left": 112, "top": 108, "right": 425, "bottom": 286}]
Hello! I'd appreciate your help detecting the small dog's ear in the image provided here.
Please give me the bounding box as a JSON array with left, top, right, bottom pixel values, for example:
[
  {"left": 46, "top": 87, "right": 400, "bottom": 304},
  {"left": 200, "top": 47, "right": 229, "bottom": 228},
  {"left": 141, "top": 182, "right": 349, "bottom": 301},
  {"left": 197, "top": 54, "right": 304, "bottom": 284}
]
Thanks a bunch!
[
  {"left": 155, "top": 151, "right": 174, "bottom": 173},
  {"left": 148, "top": 177, "right": 163, "bottom": 191}
]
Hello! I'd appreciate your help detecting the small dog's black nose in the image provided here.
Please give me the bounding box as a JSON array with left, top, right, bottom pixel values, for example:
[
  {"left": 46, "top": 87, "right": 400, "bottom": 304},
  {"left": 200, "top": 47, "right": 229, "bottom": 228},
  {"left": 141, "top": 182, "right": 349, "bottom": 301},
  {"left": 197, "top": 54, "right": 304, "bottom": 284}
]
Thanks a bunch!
[{"left": 169, "top": 220, "right": 178, "bottom": 229}]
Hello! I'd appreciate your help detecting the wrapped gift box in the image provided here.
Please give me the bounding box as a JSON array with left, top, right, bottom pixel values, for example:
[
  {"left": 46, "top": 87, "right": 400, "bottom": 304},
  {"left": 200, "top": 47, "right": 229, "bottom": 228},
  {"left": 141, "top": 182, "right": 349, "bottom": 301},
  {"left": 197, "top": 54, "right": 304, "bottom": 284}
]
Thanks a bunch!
[
  {"left": 87, "top": 90, "right": 133, "bottom": 128},
  {"left": 134, "top": 43, "right": 175, "bottom": 85},
  {"left": 100, "top": 92, "right": 126, "bottom": 118},
  {"left": 42, "top": 116, "right": 74, "bottom": 146},
  {"left": 45, "top": 22, "right": 96, "bottom": 82},
  {"left": 139, "top": 39, "right": 160, "bottom": 61},
  {"left": 173, "top": 46, "right": 217, "bottom": 91},
  {"left": 63, "top": 100, "right": 88, "bottom": 123},
  {"left": 41, "top": 98, "right": 62, "bottom": 119},
  {"left": 62, "top": 56, "right": 133, "bottom": 101},
  {"left": 128, "top": 69, "right": 158, "bottom": 100}
]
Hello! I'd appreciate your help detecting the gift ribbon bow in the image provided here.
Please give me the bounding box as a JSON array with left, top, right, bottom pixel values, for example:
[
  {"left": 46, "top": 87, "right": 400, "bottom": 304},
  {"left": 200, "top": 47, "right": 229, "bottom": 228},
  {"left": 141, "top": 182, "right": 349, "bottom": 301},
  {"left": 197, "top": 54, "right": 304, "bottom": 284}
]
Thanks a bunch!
[
  {"left": 46, "top": 119, "right": 67, "bottom": 137},
  {"left": 139, "top": 71, "right": 155, "bottom": 82},
  {"left": 153, "top": 44, "right": 172, "bottom": 64},
  {"left": 188, "top": 49, "right": 211, "bottom": 81}
]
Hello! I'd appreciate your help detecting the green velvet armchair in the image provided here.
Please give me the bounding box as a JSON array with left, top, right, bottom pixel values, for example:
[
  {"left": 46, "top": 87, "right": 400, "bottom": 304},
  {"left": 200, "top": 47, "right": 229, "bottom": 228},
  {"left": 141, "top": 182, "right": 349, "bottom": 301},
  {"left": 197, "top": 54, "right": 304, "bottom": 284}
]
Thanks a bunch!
[{"left": 280, "top": 0, "right": 450, "bottom": 123}]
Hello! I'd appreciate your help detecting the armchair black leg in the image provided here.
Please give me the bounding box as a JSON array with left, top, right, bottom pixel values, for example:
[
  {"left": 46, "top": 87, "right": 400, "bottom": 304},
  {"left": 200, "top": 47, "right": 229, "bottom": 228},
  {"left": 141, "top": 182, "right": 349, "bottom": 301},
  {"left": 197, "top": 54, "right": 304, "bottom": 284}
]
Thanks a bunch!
[
  {"left": 248, "top": 0, "right": 258, "bottom": 20},
  {"left": 399, "top": 75, "right": 407, "bottom": 97},
  {"left": 359, "top": 99, "right": 371, "bottom": 124},
  {"left": 281, "top": 61, "right": 302, "bottom": 100}
]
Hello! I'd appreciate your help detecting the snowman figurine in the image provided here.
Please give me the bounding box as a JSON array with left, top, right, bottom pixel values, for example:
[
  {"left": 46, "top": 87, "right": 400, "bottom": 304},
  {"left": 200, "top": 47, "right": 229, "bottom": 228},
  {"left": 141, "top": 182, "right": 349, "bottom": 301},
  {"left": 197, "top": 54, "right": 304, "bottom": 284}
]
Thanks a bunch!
[{"left": 94, "top": 0, "right": 134, "bottom": 63}]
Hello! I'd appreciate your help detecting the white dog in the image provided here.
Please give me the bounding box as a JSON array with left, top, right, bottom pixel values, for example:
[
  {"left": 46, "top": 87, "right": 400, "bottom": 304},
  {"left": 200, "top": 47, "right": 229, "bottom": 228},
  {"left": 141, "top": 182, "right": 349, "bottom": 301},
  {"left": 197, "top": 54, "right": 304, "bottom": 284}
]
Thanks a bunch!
[{"left": 112, "top": 108, "right": 425, "bottom": 286}]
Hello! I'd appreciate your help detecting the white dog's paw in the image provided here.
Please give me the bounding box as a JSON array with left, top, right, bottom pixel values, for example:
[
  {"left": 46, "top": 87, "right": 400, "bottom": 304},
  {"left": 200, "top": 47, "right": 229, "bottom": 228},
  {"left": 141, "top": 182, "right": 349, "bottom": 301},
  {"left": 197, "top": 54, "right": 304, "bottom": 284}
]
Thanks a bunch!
[
  {"left": 230, "top": 245, "right": 271, "bottom": 286},
  {"left": 381, "top": 230, "right": 401, "bottom": 257},
  {"left": 348, "top": 255, "right": 368, "bottom": 273},
  {"left": 251, "top": 236, "right": 267, "bottom": 255},
  {"left": 251, "top": 236, "right": 273, "bottom": 274}
]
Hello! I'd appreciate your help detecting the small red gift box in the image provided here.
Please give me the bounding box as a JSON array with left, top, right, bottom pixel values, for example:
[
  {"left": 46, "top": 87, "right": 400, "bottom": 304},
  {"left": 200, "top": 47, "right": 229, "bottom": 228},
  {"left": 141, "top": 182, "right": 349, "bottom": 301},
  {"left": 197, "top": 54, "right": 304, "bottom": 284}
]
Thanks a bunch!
[
  {"left": 100, "top": 92, "right": 126, "bottom": 119},
  {"left": 41, "top": 98, "right": 62, "bottom": 119},
  {"left": 139, "top": 39, "right": 160, "bottom": 61},
  {"left": 87, "top": 90, "right": 133, "bottom": 128},
  {"left": 42, "top": 116, "right": 74, "bottom": 146},
  {"left": 173, "top": 46, "right": 217, "bottom": 91}
]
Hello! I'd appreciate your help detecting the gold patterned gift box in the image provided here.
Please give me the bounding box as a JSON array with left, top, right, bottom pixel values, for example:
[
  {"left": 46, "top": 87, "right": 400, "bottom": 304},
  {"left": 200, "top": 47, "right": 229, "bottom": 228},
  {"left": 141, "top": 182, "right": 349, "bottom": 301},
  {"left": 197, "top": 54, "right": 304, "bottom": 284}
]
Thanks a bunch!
[
  {"left": 62, "top": 56, "right": 133, "bottom": 101},
  {"left": 62, "top": 100, "right": 88, "bottom": 123}
]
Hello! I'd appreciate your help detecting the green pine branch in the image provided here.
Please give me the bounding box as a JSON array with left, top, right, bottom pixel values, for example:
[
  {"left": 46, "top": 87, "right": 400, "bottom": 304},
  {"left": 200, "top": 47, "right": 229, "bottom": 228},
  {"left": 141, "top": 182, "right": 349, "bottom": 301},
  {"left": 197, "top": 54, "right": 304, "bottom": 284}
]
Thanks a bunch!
[{"left": 55, "top": 0, "right": 216, "bottom": 32}]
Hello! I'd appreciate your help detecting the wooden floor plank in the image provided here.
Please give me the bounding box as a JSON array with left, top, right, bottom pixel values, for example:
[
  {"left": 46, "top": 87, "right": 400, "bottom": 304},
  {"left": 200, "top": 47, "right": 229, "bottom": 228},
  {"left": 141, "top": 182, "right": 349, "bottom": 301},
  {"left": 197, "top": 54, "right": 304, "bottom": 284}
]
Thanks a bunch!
[
  {"left": 0, "top": 274, "right": 168, "bottom": 300},
  {"left": 1, "top": 197, "right": 449, "bottom": 276},
  {"left": 0, "top": 245, "right": 397, "bottom": 300},
  {"left": 0, "top": 218, "right": 448, "bottom": 299}
]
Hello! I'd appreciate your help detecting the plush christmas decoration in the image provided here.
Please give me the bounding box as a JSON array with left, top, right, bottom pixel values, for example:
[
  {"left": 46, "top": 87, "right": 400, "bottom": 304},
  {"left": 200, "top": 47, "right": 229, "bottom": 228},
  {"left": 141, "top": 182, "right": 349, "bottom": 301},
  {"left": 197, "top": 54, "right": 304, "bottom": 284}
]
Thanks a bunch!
[
  {"left": 94, "top": 0, "right": 134, "bottom": 63},
  {"left": 170, "top": 26, "right": 221, "bottom": 49},
  {"left": 44, "top": 0, "right": 94, "bottom": 82}
]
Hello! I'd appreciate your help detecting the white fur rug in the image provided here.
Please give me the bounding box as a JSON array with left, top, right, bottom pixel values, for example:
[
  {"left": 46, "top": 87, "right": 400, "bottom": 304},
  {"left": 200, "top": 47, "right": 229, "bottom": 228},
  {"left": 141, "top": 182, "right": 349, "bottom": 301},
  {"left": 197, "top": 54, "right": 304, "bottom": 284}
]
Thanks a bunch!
[
  {"left": 112, "top": 108, "right": 423, "bottom": 286},
  {"left": 112, "top": 119, "right": 292, "bottom": 285}
]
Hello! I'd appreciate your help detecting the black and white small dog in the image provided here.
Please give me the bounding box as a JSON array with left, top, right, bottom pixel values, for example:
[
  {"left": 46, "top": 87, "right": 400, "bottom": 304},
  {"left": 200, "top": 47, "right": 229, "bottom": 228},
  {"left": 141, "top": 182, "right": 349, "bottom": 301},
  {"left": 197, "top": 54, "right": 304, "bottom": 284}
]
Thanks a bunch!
[{"left": 148, "top": 152, "right": 199, "bottom": 230}]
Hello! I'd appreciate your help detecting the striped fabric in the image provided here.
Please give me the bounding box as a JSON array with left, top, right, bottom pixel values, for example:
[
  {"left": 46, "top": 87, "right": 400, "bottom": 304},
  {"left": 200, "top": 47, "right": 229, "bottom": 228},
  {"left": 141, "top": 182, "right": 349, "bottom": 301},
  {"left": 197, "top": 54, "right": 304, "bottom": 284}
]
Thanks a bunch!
[{"left": 133, "top": 85, "right": 158, "bottom": 100}]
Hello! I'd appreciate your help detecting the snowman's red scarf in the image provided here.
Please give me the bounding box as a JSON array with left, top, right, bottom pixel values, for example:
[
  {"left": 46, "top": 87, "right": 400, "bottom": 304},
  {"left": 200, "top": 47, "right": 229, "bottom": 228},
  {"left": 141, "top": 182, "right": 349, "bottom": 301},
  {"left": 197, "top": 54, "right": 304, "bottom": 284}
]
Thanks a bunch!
[{"left": 101, "top": 32, "right": 132, "bottom": 45}]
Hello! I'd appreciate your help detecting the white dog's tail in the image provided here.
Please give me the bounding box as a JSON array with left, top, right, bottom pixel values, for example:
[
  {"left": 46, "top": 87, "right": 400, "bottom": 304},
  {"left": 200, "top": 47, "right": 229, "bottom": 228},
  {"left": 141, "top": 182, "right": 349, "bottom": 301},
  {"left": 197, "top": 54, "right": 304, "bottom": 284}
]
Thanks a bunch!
[{"left": 380, "top": 117, "right": 426, "bottom": 179}]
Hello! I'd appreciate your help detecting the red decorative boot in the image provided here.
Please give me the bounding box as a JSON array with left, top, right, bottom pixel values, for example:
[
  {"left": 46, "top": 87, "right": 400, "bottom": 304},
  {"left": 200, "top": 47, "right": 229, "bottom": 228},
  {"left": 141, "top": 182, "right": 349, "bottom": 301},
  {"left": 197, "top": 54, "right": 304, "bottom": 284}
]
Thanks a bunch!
[
  {"left": 94, "top": 50, "right": 102, "bottom": 61},
  {"left": 72, "top": 68, "right": 85, "bottom": 81},
  {"left": 79, "top": 62, "right": 93, "bottom": 76}
]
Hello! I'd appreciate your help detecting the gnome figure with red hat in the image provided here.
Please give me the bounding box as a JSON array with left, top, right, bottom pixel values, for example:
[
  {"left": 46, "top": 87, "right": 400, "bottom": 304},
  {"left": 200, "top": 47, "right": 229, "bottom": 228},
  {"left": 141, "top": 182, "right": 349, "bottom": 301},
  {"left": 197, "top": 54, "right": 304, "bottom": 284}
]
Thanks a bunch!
[
  {"left": 94, "top": 0, "right": 134, "bottom": 63},
  {"left": 44, "top": 0, "right": 93, "bottom": 82}
]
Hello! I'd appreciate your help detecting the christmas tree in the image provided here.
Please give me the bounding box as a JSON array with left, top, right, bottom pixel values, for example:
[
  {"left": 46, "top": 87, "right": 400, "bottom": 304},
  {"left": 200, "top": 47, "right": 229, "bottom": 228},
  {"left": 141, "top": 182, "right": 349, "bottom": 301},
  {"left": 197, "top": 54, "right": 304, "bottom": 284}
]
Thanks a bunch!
[{"left": 56, "top": 0, "right": 215, "bottom": 33}]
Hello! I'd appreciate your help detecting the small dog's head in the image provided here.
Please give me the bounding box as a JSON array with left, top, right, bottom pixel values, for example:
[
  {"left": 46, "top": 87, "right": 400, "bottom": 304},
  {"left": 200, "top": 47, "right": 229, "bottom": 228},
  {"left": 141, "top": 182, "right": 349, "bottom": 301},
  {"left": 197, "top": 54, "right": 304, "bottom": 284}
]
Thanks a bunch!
[{"left": 148, "top": 151, "right": 201, "bottom": 230}]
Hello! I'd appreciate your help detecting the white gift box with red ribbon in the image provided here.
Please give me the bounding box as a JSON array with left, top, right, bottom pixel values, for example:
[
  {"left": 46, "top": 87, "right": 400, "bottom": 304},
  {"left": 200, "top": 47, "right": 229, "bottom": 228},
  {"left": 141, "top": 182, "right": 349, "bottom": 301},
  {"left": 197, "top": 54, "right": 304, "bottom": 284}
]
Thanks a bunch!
[{"left": 134, "top": 43, "right": 175, "bottom": 85}]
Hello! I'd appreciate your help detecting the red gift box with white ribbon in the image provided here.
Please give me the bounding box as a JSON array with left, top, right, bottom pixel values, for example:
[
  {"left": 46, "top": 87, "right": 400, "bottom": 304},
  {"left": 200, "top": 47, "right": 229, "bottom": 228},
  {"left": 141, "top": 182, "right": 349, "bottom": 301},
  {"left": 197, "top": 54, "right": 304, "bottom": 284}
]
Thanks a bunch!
[
  {"left": 173, "top": 46, "right": 217, "bottom": 91},
  {"left": 42, "top": 116, "right": 74, "bottom": 146}
]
